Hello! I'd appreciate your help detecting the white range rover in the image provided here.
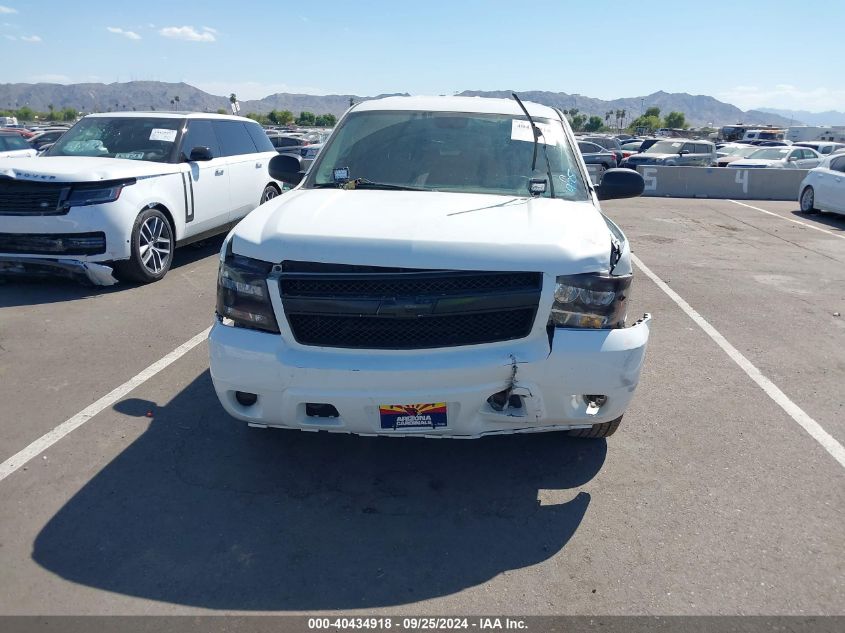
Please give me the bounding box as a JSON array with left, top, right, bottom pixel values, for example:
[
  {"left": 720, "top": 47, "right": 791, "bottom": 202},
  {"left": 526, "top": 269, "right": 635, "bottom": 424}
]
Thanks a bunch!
[
  {"left": 209, "top": 96, "right": 651, "bottom": 439},
  {"left": 0, "top": 112, "right": 280, "bottom": 284}
]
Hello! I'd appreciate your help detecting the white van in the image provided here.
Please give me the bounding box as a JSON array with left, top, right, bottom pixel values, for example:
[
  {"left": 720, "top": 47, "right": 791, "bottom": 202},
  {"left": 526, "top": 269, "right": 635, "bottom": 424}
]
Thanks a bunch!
[{"left": 0, "top": 116, "right": 19, "bottom": 127}]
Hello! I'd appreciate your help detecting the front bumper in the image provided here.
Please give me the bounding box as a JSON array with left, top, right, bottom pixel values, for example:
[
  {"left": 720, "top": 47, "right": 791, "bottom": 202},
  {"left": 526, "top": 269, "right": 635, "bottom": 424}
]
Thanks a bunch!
[
  {"left": 208, "top": 314, "right": 652, "bottom": 438},
  {"left": 0, "top": 256, "right": 117, "bottom": 285},
  {"left": 0, "top": 201, "right": 132, "bottom": 264}
]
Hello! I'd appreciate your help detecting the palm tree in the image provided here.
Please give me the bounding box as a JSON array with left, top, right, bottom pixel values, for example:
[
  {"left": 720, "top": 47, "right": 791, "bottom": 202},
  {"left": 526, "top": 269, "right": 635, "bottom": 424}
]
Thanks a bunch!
[
  {"left": 173, "top": 95, "right": 180, "bottom": 111},
  {"left": 620, "top": 109, "right": 627, "bottom": 130}
]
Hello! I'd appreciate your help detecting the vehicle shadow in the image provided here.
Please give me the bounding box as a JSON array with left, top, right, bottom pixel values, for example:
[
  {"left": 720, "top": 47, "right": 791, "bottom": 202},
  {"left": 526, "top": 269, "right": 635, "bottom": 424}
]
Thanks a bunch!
[
  {"left": 0, "top": 236, "right": 224, "bottom": 309},
  {"left": 33, "top": 370, "right": 605, "bottom": 610},
  {"left": 792, "top": 209, "right": 845, "bottom": 232}
]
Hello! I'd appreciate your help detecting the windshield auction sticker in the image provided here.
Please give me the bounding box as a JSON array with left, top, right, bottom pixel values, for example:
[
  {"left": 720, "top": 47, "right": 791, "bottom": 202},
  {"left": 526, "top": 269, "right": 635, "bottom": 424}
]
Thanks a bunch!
[
  {"left": 379, "top": 404, "right": 447, "bottom": 430},
  {"left": 149, "top": 128, "right": 178, "bottom": 142},
  {"left": 511, "top": 119, "right": 560, "bottom": 145}
]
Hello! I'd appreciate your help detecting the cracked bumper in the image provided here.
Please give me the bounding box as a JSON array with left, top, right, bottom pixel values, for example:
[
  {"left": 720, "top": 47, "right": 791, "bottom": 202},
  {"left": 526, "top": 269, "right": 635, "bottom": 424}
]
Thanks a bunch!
[
  {"left": 208, "top": 314, "right": 652, "bottom": 438},
  {"left": 0, "top": 256, "right": 117, "bottom": 286}
]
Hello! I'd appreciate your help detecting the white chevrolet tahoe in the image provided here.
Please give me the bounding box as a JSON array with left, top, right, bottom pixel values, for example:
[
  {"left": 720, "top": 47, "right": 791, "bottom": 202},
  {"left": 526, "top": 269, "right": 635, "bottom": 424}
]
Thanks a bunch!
[
  {"left": 209, "top": 96, "right": 651, "bottom": 439},
  {"left": 0, "top": 112, "right": 280, "bottom": 284}
]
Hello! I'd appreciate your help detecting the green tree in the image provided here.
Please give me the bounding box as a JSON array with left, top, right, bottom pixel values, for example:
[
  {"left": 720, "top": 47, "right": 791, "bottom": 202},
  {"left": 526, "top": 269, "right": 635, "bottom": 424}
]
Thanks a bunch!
[
  {"left": 663, "top": 111, "right": 687, "bottom": 129},
  {"left": 629, "top": 114, "right": 661, "bottom": 133},
  {"left": 584, "top": 115, "right": 604, "bottom": 132},
  {"left": 61, "top": 107, "right": 78, "bottom": 121},
  {"left": 277, "top": 110, "right": 294, "bottom": 125},
  {"left": 296, "top": 111, "right": 316, "bottom": 126},
  {"left": 15, "top": 106, "right": 34, "bottom": 121},
  {"left": 644, "top": 106, "right": 661, "bottom": 118},
  {"left": 314, "top": 113, "right": 338, "bottom": 127},
  {"left": 570, "top": 114, "right": 587, "bottom": 132},
  {"left": 216, "top": 108, "right": 227, "bottom": 115}
]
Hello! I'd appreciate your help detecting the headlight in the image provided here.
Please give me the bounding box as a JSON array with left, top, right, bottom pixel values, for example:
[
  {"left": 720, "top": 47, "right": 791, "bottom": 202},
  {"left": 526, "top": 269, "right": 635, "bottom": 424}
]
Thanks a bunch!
[
  {"left": 216, "top": 252, "right": 280, "bottom": 334},
  {"left": 65, "top": 179, "right": 134, "bottom": 207},
  {"left": 551, "top": 273, "right": 632, "bottom": 329}
]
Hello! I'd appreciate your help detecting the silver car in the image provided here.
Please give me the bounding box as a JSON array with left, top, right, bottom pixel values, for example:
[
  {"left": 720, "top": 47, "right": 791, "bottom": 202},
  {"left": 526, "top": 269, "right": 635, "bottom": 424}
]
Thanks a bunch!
[{"left": 621, "top": 139, "right": 716, "bottom": 168}]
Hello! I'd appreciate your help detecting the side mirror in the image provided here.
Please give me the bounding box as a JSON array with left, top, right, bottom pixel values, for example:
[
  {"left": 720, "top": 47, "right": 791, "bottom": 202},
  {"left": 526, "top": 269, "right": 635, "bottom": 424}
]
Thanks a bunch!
[
  {"left": 187, "top": 146, "right": 213, "bottom": 161},
  {"left": 269, "top": 154, "right": 303, "bottom": 185},
  {"left": 787, "top": 156, "right": 797, "bottom": 162},
  {"left": 678, "top": 149, "right": 690, "bottom": 155},
  {"left": 595, "top": 168, "right": 645, "bottom": 201}
]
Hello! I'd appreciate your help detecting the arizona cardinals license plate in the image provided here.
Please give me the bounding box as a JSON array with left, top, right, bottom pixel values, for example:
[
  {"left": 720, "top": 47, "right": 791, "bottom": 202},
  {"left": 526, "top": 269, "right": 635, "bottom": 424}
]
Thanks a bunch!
[{"left": 379, "top": 403, "right": 448, "bottom": 430}]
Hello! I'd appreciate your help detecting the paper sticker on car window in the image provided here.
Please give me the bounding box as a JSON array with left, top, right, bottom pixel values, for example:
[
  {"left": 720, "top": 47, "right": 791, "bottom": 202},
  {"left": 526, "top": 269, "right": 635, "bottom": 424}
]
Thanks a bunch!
[
  {"left": 671, "top": 142, "right": 681, "bottom": 147},
  {"left": 149, "top": 128, "right": 177, "bottom": 142},
  {"left": 511, "top": 119, "right": 559, "bottom": 146},
  {"left": 115, "top": 151, "right": 145, "bottom": 160}
]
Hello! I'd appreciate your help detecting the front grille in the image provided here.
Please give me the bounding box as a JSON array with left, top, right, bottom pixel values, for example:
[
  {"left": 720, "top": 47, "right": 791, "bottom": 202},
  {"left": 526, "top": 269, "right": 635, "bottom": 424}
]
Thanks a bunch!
[
  {"left": 0, "top": 232, "right": 106, "bottom": 255},
  {"left": 280, "top": 263, "right": 542, "bottom": 350},
  {"left": 0, "top": 181, "right": 69, "bottom": 215}
]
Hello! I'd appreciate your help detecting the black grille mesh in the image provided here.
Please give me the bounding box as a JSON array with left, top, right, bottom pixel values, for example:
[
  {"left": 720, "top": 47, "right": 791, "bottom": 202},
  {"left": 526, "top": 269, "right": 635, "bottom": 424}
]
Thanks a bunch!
[
  {"left": 0, "top": 232, "right": 106, "bottom": 255},
  {"left": 287, "top": 309, "right": 536, "bottom": 350},
  {"left": 0, "top": 182, "right": 67, "bottom": 215},
  {"left": 281, "top": 265, "right": 541, "bottom": 349},
  {"left": 281, "top": 271, "right": 541, "bottom": 297}
]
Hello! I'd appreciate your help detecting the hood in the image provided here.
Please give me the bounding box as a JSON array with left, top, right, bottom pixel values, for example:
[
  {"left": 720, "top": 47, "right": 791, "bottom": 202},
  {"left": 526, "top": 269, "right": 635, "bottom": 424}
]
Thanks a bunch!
[
  {"left": 0, "top": 149, "right": 37, "bottom": 158},
  {"left": 231, "top": 189, "right": 612, "bottom": 275},
  {"left": 729, "top": 159, "right": 780, "bottom": 168},
  {"left": 0, "top": 156, "right": 182, "bottom": 182},
  {"left": 626, "top": 153, "right": 673, "bottom": 162}
]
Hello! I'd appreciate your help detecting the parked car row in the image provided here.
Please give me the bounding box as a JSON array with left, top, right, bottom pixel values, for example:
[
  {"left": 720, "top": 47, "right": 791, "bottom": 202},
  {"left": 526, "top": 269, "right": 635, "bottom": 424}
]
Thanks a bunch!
[{"left": 1, "top": 97, "right": 652, "bottom": 442}]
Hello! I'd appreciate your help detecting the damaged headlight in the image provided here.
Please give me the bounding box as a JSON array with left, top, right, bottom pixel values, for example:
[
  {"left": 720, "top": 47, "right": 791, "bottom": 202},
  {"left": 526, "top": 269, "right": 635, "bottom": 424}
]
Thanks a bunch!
[
  {"left": 216, "top": 250, "right": 280, "bottom": 334},
  {"left": 551, "top": 273, "right": 631, "bottom": 329}
]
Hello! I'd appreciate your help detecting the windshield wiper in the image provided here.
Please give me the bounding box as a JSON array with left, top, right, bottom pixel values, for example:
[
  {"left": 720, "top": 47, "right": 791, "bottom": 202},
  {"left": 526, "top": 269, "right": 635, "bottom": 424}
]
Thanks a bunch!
[
  {"left": 313, "top": 178, "right": 428, "bottom": 192},
  {"left": 511, "top": 92, "right": 555, "bottom": 198}
]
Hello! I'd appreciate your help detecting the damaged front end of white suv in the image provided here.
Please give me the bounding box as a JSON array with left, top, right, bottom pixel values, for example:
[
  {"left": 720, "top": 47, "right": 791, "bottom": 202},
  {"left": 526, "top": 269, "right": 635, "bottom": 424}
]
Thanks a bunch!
[{"left": 208, "top": 95, "right": 650, "bottom": 439}]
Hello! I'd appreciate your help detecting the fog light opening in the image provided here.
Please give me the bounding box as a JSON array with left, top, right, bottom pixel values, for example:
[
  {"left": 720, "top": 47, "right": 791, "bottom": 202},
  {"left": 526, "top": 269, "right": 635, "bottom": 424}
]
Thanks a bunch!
[
  {"left": 235, "top": 391, "right": 258, "bottom": 407},
  {"left": 305, "top": 403, "right": 339, "bottom": 418},
  {"left": 583, "top": 394, "right": 608, "bottom": 416}
]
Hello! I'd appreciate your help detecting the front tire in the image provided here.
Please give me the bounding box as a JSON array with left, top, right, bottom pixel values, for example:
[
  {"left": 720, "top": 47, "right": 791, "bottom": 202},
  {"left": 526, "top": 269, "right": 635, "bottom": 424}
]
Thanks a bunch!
[
  {"left": 113, "top": 208, "right": 174, "bottom": 283},
  {"left": 800, "top": 186, "right": 818, "bottom": 214},
  {"left": 568, "top": 415, "right": 623, "bottom": 438},
  {"left": 260, "top": 184, "right": 280, "bottom": 205}
]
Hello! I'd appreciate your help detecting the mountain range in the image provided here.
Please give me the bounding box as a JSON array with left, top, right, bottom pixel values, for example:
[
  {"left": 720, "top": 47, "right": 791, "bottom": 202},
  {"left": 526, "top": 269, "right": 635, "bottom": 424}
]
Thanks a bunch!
[
  {"left": 757, "top": 108, "right": 845, "bottom": 126},
  {"left": 0, "top": 81, "right": 799, "bottom": 128}
]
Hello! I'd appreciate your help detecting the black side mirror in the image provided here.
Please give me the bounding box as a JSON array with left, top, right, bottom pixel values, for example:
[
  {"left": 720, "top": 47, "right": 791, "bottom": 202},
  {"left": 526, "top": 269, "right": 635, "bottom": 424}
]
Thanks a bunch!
[
  {"left": 269, "top": 154, "right": 303, "bottom": 185},
  {"left": 678, "top": 149, "right": 690, "bottom": 155},
  {"left": 595, "top": 168, "right": 645, "bottom": 201},
  {"left": 187, "top": 146, "right": 213, "bottom": 161}
]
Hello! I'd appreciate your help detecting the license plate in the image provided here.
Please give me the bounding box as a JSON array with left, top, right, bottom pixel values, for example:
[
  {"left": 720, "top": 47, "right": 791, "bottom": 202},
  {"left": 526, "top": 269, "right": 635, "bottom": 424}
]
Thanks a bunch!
[{"left": 379, "top": 403, "right": 447, "bottom": 430}]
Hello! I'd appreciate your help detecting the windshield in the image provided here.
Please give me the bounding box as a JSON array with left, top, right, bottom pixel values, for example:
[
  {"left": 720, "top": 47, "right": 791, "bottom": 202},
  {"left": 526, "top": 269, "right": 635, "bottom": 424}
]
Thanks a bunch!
[
  {"left": 646, "top": 141, "right": 685, "bottom": 154},
  {"left": 621, "top": 142, "right": 642, "bottom": 150},
  {"left": 307, "top": 110, "right": 589, "bottom": 200},
  {"left": 46, "top": 117, "right": 183, "bottom": 162},
  {"left": 748, "top": 148, "right": 790, "bottom": 160}
]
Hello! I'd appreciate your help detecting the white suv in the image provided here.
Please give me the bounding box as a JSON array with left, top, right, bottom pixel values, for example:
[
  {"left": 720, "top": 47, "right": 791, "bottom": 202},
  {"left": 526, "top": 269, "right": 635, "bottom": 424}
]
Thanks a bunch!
[
  {"left": 209, "top": 96, "right": 651, "bottom": 439},
  {"left": 0, "top": 112, "right": 280, "bottom": 284}
]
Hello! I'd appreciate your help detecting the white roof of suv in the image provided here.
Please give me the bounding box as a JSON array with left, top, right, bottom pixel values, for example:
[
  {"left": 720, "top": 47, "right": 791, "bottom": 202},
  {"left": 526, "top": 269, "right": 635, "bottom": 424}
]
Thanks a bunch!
[
  {"left": 85, "top": 111, "right": 252, "bottom": 122},
  {"left": 353, "top": 95, "right": 560, "bottom": 119}
]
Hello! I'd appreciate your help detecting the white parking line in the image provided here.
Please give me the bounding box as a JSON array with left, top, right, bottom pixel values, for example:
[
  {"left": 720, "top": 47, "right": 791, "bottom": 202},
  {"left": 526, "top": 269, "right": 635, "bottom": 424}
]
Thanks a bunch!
[
  {"left": 729, "top": 199, "right": 845, "bottom": 240},
  {"left": 632, "top": 253, "right": 845, "bottom": 470},
  {"left": 0, "top": 326, "right": 212, "bottom": 484}
]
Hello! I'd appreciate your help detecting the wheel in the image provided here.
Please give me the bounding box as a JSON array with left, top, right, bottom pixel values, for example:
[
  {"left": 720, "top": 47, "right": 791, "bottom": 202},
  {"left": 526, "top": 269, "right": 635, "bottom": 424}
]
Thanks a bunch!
[
  {"left": 113, "top": 208, "right": 174, "bottom": 283},
  {"left": 568, "top": 415, "right": 623, "bottom": 438},
  {"left": 800, "top": 186, "right": 819, "bottom": 214},
  {"left": 260, "top": 184, "right": 280, "bottom": 205}
]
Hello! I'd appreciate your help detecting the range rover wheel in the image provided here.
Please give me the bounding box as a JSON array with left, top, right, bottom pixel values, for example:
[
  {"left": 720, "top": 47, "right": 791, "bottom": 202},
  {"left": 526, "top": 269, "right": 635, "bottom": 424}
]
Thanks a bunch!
[
  {"left": 800, "top": 186, "right": 818, "bottom": 214},
  {"left": 113, "top": 208, "right": 174, "bottom": 283},
  {"left": 260, "top": 184, "right": 280, "bottom": 205},
  {"left": 568, "top": 415, "right": 623, "bottom": 438}
]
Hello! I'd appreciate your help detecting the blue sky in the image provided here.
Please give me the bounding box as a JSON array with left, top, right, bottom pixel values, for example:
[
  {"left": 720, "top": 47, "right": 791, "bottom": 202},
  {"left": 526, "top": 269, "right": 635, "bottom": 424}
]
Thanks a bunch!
[{"left": 1, "top": 0, "right": 842, "bottom": 112}]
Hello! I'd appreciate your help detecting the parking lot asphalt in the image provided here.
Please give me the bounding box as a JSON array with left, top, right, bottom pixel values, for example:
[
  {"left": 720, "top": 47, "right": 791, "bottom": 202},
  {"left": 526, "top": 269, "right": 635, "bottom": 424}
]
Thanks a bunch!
[{"left": 0, "top": 198, "right": 842, "bottom": 615}]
